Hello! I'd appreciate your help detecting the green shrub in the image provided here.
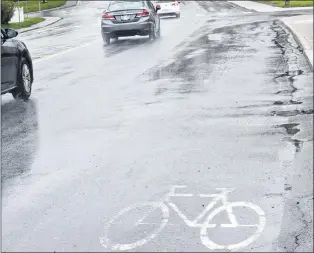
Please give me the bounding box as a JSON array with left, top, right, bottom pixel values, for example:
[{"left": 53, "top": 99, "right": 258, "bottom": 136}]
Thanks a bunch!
[{"left": 1, "top": 1, "right": 15, "bottom": 24}]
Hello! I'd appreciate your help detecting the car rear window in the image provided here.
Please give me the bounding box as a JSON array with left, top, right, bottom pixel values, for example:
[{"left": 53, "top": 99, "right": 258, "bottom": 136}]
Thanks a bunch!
[{"left": 108, "top": 1, "right": 145, "bottom": 11}]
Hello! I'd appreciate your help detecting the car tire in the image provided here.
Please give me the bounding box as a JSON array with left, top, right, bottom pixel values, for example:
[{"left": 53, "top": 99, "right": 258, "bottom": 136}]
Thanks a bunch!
[
  {"left": 155, "top": 25, "right": 161, "bottom": 39},
  {"left": 176, "top": 13, "right": 180, "bottom": 18},
  {"left": 156, "top": 20, "right": 161, "bottom": 38},
  {"left": 149, "top": 26, "right": 156, "bottom": 40},
  {"left": 12, "top": 57, "right": 32, "bottom": 101},
  {"left": 157, "top": 28, "right": 161, "bottom": 38},
  {"left": 104, "top": 35, "right": 111, "bottom": 45}
]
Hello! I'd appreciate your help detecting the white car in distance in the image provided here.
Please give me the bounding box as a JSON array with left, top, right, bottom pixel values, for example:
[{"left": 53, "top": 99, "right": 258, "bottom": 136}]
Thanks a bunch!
[{"left": 153, "top": 0, "right": 181, "bottom": 18}]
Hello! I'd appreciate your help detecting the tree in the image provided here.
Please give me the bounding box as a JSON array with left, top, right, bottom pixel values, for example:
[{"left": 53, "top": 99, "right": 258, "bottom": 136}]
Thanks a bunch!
[{"left": 1, "top": 1, "right": 15, "bottom": 24}]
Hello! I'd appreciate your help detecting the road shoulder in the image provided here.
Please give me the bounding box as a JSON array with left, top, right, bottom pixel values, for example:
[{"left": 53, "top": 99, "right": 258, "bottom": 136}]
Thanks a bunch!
[
  {"left": 275, "top": 141, "right": 313, "bottom": 252},
  {"left": 228, "top": 1, "right": 313, "bottom": 69},
  {"left": 280, "top": 15, "right": 313, "bottom": 68}
]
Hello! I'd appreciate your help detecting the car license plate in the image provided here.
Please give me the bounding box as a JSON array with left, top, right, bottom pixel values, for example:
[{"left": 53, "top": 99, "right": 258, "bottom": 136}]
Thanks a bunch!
[{"left": 122, "top": 15, "right": 130, "bottom": 21}]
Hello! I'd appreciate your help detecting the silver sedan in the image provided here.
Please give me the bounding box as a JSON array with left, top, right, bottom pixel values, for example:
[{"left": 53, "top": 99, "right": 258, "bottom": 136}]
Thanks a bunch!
[{"left": 101, "top": 1, "right": 161, "bottom": 44}]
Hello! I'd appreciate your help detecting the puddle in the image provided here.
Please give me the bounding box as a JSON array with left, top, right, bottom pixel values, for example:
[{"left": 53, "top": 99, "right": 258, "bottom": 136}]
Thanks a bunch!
[{"left": 276, "top": 123, "right": 300, "bottom": 136}]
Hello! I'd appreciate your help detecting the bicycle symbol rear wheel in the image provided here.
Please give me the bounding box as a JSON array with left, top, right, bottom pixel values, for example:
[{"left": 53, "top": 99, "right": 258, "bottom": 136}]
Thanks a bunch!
[
  {"left": 100, "top": 202, "right": 169, "bottom": 251},
  {"left": 200, "top": 201, "right": 266, "bottom": 251}
]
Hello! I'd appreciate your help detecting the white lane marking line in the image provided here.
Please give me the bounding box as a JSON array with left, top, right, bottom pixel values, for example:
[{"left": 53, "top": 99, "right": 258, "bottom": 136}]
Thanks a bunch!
[{"left": 33, "top": 39, "right": 102, "bottom": 64}]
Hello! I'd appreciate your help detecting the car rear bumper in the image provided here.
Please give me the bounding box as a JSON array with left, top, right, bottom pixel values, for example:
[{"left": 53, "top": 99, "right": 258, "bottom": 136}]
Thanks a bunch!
[
  {"left": 158, "top": 6, "right": 180, "bottom": 15},
  {"left": 158, "top": 12, "right": 180, "bottom": 16},
  {"left": 101, "top": 21, "right": 151, "bottom": 36}
]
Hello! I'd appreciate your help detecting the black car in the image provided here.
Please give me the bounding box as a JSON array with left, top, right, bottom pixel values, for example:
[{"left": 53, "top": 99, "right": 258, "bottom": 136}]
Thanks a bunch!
[{"left": 1, "top": 28, "right": 34, "bottom": 100}]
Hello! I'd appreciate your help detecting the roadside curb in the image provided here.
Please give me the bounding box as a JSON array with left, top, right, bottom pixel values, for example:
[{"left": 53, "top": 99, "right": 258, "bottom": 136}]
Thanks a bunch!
[
  {"left": 279, "top": 19, "right": 313, "bottom": 70},
  {"left": 18, "top": 17, "right": 62, "bottom": 34},
  {"left": 228, "top": 1, "right": 313, "bottom": 13}
]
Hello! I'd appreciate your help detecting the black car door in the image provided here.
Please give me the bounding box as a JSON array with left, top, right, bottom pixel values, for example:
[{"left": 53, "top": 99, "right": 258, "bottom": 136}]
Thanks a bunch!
[{"left": 1, "top": 29, "right": 19, "bottom": 93}]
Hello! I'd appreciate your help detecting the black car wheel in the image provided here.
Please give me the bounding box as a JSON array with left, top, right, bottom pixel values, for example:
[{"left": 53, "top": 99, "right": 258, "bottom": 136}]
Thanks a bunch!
[
  {"left": 149, "top": 26, "right": 156, "bottom": 40},
  {"left": 156, "top": 22, "right": 161, "bottom": 38},
  {"left": 103, "top": 35, "right": 111, "bottom": 45},
  {"left": 12, "top": 57, "right": 32, "bottom": 101},
  {"left": 156, "top": 27, "right": 161, "bottom": 38}
]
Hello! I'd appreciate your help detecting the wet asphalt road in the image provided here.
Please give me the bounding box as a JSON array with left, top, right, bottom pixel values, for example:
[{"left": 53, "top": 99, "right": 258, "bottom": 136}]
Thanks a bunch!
[{"left": 2, "top": 1, "right": 313, "bottom": 252}]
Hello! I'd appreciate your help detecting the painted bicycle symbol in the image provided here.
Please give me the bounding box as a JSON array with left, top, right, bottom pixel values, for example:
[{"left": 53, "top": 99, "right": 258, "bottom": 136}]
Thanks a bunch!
[{"left": 100, "top": 185, "right": 266, "bottom": 251}]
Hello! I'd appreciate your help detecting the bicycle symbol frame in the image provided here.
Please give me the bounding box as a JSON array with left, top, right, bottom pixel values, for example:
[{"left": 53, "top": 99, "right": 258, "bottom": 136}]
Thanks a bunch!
[{"left": 100, "top": 185, "right": 266, "bottom": 251}]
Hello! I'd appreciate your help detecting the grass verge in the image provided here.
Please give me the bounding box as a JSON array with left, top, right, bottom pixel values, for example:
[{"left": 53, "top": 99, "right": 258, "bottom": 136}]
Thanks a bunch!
[
  {"left": 258, "top": 1, "right": 314, "bottom": 8},
  {"left": 14, "top": 0, "right": 67, "bottom": 13},
  {"left": 1, "top": 17, "right": 45, "bottom": 29}
]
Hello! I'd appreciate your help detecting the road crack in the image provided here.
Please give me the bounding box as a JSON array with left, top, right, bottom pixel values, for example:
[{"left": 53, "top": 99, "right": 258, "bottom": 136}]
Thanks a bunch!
[{"left": 270, "top": 21, "right": 313, "bottom": 154}]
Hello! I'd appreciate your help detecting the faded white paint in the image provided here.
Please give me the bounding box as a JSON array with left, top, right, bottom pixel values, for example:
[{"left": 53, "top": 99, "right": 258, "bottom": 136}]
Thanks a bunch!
[
  {"left": 99, "top": 202, "right": 169, "bottom": 251},
  {"left": 100, "top": 186, "right": 266, "bottom": 251},
  {"left": 33, "top": 39, "right": 102, "bottom": 64},
  {"left": 200, "top": 201, "right": 266, "bottom": 251}
]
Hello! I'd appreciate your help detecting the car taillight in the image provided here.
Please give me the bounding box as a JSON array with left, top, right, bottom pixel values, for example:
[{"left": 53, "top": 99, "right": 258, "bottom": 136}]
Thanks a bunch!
[
  {"left": 136, "top": 9, "right": 150, "bottom": 17},
  {"left": 172, "top": 2, "right": 178, "bottom": 6},
  {"left": 102, "top": 13, "right": 114, "bottom": 19}
]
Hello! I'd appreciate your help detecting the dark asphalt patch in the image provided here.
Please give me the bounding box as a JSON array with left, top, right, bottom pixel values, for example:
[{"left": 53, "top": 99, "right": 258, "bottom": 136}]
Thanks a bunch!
[{"left": 197, "top": 1, "right": 243, "bottom": 15}]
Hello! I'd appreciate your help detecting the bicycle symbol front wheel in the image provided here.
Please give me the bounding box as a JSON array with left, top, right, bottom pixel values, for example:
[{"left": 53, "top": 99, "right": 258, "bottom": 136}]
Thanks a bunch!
[
  {"left": 200, "top": 201, "right": 266, "bottom": 251},
  {"left": 100, "top": 202, "right": 169, "bottom": 251}
]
